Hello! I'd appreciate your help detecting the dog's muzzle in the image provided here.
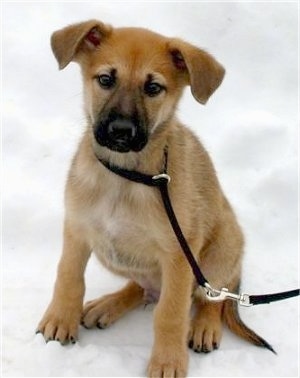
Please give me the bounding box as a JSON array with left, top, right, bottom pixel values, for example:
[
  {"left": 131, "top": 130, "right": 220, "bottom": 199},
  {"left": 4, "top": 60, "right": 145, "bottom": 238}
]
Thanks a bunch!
[{"left": 94, "top": 111, "right": 148, "bottom": 153}]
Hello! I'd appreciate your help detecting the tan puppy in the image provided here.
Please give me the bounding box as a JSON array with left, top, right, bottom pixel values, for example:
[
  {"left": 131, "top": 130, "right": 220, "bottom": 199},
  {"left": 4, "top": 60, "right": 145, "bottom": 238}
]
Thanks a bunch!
[{"left": 37, "top": 20, "right": 273, "bottom": 377}]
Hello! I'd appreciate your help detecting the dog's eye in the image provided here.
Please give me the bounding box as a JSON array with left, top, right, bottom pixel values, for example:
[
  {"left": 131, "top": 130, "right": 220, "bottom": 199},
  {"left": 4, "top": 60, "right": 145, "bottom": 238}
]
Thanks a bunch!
[
  {"left": 144, "top": 82, "right": 164, "bottom": 97},
  {"left": 97, "top": 74, "right": 115, "bottom": 89}
]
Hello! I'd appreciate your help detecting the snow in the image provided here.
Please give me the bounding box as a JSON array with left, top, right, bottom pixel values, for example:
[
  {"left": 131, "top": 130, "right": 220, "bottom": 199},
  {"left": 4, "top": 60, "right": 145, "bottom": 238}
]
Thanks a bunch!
[{"left": 2, "top": 1, "right": 299, "bottom": 377}]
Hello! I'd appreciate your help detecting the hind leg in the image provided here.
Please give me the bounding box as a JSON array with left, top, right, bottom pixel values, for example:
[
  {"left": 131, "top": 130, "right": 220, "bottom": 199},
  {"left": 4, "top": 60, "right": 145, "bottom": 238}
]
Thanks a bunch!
[
  {"left": 188, "top": 297, "right": 223, "bottom": 353},
  {"left": 81, "top": 280, "right": 144, "bottom": 329}
]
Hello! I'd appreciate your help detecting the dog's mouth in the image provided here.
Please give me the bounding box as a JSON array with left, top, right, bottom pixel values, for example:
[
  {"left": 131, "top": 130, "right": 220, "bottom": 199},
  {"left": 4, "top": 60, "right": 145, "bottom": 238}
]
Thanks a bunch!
[
  {"left": 103, "top": 139, "right": 146, "bottom": 153},
  {"left": 105, "top": 140, "right": 132, "bottom": 153},
  {"left": 93, "top": 111, "right": 148, "bottom": 153}
]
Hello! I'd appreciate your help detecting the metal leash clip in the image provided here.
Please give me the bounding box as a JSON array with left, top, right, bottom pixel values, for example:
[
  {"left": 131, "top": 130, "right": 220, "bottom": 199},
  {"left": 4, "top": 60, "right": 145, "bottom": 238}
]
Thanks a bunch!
[
  {"left": 152, "top": 173, "right": 171, "bottom": 183},
  {"left": 204, "top": 283, "right": 252, "bottom": 307}
]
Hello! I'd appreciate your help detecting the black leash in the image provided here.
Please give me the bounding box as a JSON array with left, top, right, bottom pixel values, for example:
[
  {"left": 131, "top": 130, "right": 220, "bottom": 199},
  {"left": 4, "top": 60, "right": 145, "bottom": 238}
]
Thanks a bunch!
[{"left": 97, "top": 150, "right": 300, "bottom": 307}]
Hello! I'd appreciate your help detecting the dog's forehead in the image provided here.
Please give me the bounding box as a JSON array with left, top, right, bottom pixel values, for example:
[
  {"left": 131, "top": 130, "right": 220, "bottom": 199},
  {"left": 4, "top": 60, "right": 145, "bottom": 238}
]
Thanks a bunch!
[
  {"left": 112, "top": 26, "right": 168, "bottom": 47},
  {"left": 90, "top": 27, "right": 171, "bottom": 77}
]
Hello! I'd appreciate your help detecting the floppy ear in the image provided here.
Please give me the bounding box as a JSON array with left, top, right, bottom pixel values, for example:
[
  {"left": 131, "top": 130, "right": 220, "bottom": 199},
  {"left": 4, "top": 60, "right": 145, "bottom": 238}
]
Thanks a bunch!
[
  {"left": 51, "top": 19, "right": 112, "bottom": 70},
  {"left": 168, "top": 39, "right": 225, "bottom": 104}
]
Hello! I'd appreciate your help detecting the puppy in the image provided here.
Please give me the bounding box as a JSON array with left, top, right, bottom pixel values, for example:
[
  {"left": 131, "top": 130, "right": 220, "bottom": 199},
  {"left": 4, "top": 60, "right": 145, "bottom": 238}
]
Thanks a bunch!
[{"left": 37, "top": 20, "right": 273, "bottom": 377}]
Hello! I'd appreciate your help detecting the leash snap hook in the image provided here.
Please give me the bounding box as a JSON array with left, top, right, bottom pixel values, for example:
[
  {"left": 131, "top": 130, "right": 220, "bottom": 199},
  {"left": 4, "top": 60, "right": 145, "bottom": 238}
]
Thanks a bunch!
[{"left": 204, "top": 283, "right": 252, "bottom": 307}]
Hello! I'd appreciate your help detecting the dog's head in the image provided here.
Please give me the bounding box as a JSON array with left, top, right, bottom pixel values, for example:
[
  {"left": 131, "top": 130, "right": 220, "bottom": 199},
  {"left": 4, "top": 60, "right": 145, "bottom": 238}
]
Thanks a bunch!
[{"left": 51, "top": 20, "right": 225, "bottom": 153}]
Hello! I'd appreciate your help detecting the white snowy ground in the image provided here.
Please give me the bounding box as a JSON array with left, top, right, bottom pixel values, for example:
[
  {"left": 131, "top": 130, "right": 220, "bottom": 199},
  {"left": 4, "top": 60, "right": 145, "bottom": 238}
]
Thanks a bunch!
[{"left": 2, "top": 1, "right": 299, "bottom": 377}]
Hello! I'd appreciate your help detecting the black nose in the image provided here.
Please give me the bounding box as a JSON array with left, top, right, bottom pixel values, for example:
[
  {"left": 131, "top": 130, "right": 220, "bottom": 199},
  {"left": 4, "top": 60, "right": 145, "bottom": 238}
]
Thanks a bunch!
[
  {"left": 104, "top": 118, "right": 137, "bottom": 152},
  {"left": 94, "top": 110, "right": 148, "bottom": 153},
  {"left": 108, "top": 118, "right": 137, "bottom": 142}
]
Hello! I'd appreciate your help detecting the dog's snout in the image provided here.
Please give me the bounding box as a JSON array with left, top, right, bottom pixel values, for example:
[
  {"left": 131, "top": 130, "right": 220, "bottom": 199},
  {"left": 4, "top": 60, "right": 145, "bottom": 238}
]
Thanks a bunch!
[
  {"left": 106, "top": 117, "right": 137, "bottom": 152},
  {"left": 94, "top": 110, "right": 148, "bottom": 153},
  {"left": 108, "top": 119, "right": 137, "bottom": 140}
]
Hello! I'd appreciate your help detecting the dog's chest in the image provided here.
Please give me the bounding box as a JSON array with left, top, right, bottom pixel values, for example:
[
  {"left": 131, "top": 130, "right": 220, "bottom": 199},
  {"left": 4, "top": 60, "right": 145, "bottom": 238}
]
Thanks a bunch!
[
  {"left": 92, "top": 185, "right": 148, "bottom": 237},
  {"left": 86, "top": 183, "right": 162, "bottom": 273}
]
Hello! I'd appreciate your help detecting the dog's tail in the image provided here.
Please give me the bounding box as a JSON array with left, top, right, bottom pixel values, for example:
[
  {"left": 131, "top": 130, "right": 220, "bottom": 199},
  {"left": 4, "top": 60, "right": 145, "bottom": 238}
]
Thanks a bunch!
[{"left": 222, "top": 287, "right": 276, "bottom": 354}]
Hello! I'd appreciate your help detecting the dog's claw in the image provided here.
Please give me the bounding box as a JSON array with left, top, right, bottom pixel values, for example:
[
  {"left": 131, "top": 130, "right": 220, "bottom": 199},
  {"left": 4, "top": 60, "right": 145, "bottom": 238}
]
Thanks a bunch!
[
  {"left": 70, "top": 336, "right": 76, "bottom": 344},
  {"left": 97, "top": 322, "right": 106, "bottom": 329},
  {"left": 201, "top": 344, "right": 210, "bottom": 353},
  {"left": 80, "top": 321, "right": 90, "bottom": 329}
]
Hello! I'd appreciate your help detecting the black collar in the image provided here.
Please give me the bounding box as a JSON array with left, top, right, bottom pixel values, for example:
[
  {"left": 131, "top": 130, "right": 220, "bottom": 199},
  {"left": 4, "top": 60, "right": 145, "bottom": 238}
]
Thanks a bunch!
[{"left": 96, "top": 146, "right": 170, "bottom": 187}]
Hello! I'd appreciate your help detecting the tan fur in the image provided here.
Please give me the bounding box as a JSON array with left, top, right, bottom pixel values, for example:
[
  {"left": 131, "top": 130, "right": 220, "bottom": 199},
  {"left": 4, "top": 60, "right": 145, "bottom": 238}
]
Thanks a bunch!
[{"left": 37, "top": 20, "right": 271, "bottom": 377}]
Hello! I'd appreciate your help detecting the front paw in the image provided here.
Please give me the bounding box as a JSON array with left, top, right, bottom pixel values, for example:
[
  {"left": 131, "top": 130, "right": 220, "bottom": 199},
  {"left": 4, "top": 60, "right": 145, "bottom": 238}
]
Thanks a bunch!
[
  {"left": 147, "top": 348, "right": 188, "bottom": 378},
  {"left": 36, "top": 301, "right": 81, "bottom": 345}
]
